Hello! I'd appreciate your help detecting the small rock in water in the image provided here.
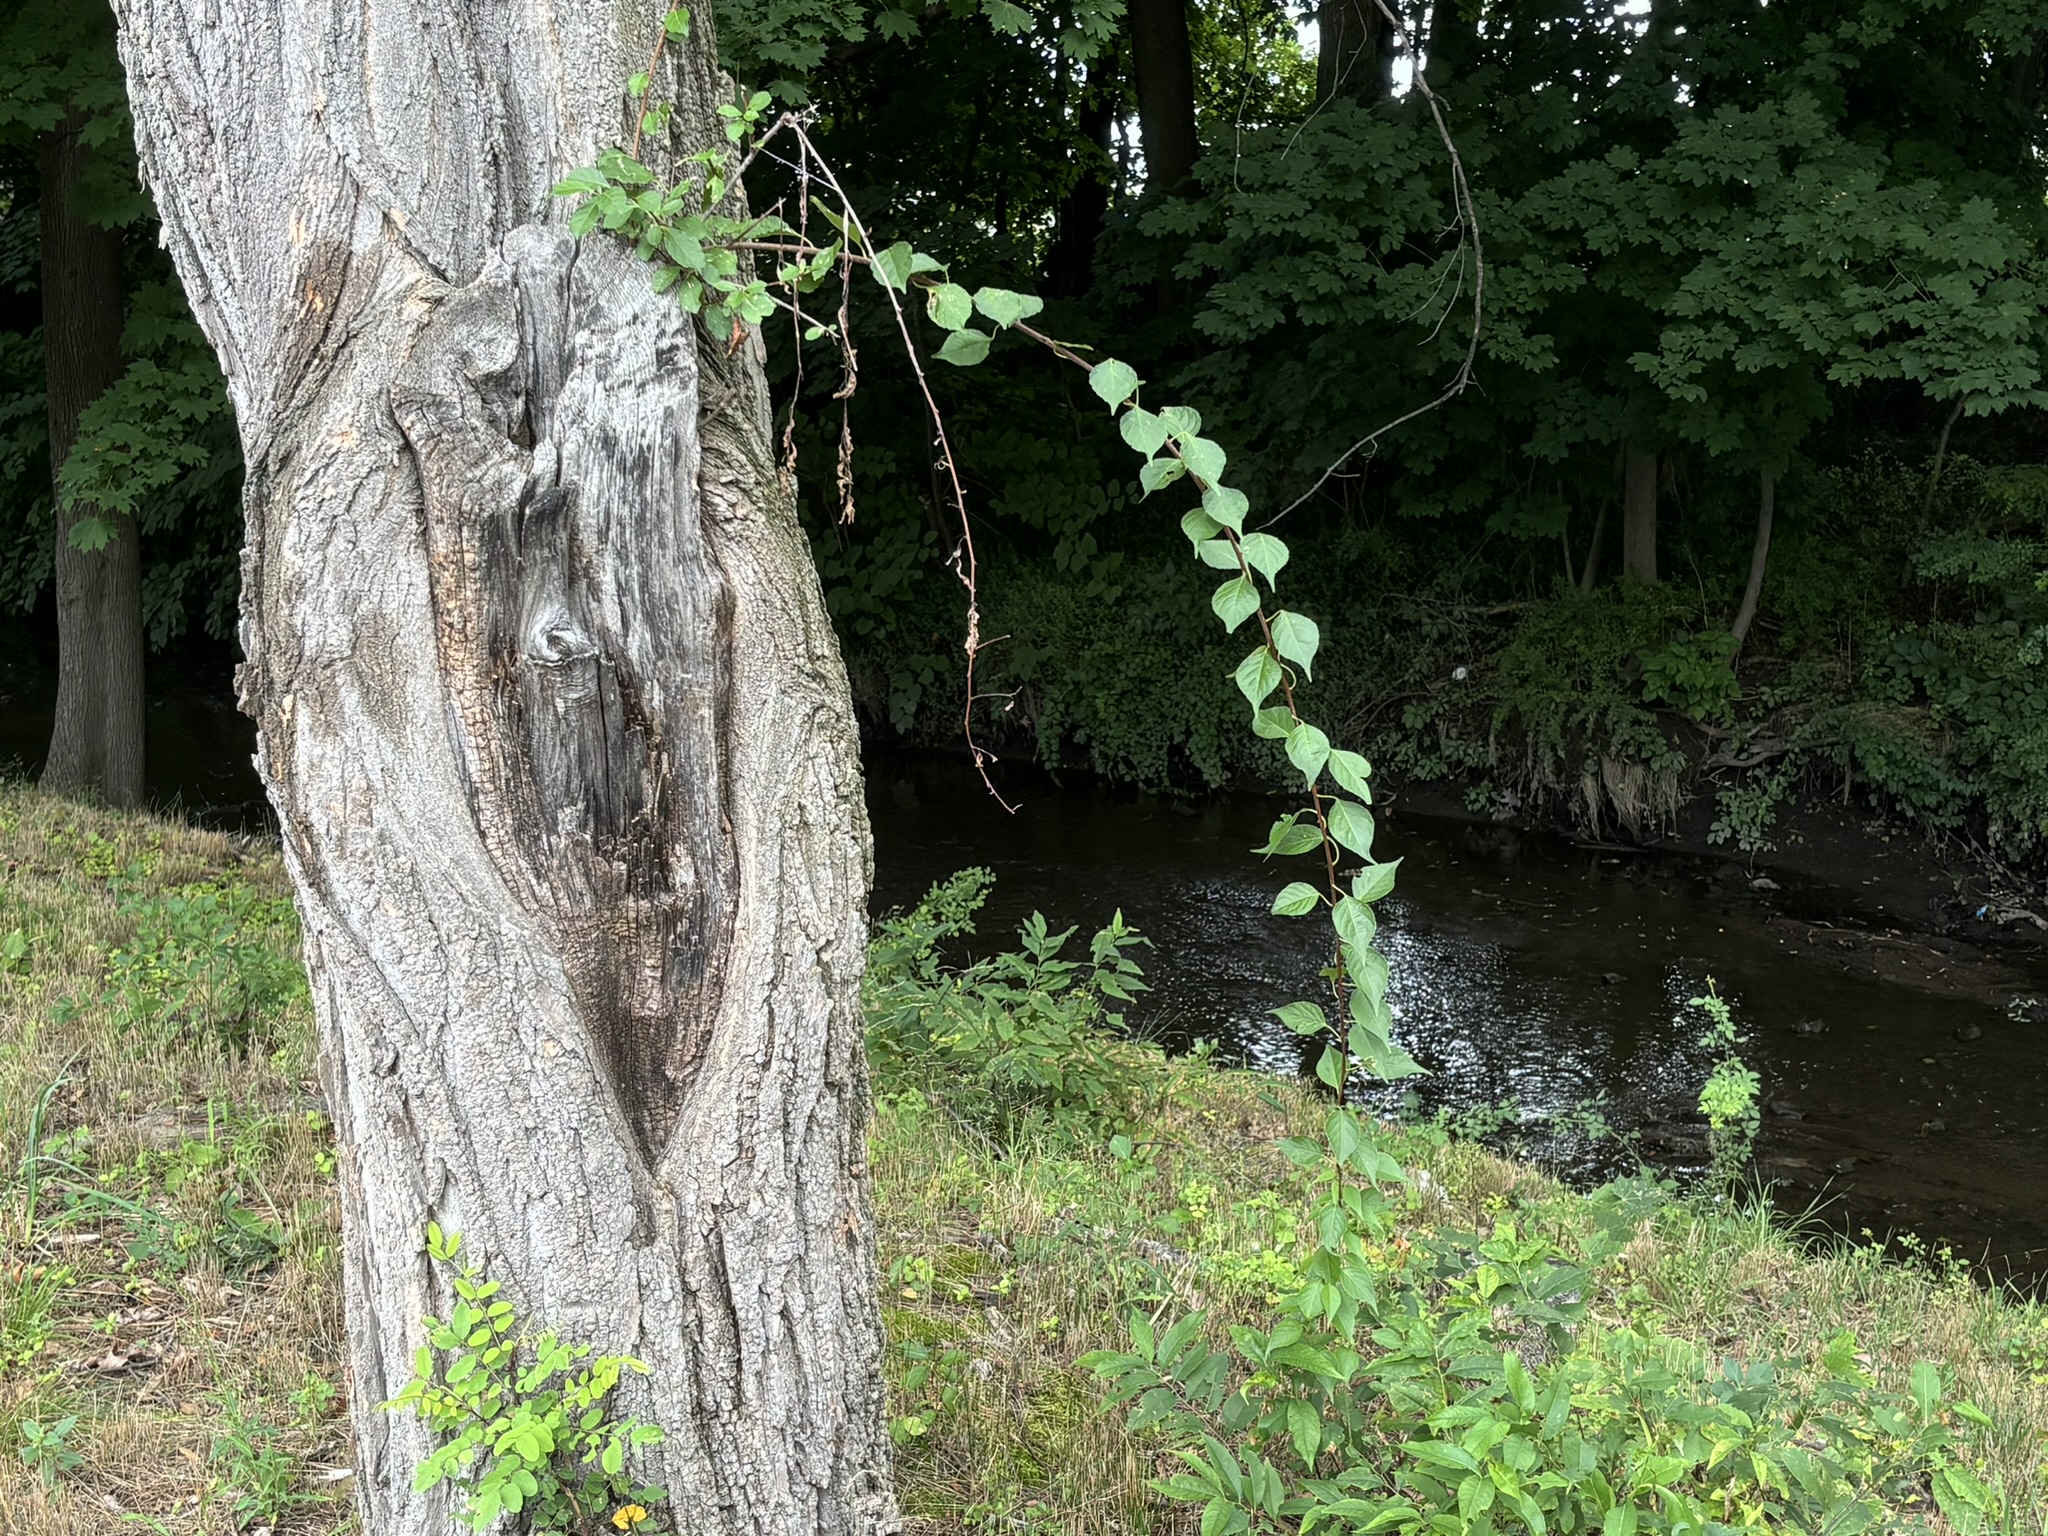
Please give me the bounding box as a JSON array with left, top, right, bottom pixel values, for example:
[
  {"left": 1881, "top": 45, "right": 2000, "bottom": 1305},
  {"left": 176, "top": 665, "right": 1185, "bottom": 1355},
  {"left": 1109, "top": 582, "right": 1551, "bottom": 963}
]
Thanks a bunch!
[
  {"left": 1768, "top": 1099, "right": 1803, "bottom": 1120},
  {"left": 1600, "top": 971, "right": 1623, "bottom": 986},
  {"left": 1956, "top": 1023, "right": 1984, "bottom": 1042},
  {"left": 1831, "top": 1158, "right": 1858, "bottom": 1175},
  {"left": 1794, "top": 1018, "right": 1827, "bottom": 1037},
  {"left": 1921, "top": 1118, "right": 1946, "bottom": 1134}
]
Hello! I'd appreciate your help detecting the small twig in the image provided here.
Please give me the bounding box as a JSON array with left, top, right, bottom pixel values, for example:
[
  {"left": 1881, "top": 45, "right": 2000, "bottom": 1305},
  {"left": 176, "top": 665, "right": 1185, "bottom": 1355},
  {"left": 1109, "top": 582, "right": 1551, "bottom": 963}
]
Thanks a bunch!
[
  {"left": 787, "top": 123, "right": 1015, "bottom": 811},
  {"left": 627, "top": 20, "right": 675, "bottom": 162}
]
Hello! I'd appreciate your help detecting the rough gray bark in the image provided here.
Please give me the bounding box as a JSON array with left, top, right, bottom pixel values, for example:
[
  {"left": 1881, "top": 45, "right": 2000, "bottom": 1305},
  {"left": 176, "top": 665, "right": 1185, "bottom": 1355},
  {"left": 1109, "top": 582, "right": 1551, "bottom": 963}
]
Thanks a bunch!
[
  {"left": 112, "top": 4, "right": 895, "bottom": 1533},
  {"left": 39, "top": 112, "right": 145, "bottom": 810},
  {"left": 1730, "top": 471, "right": 1773, "bottom": 653},
  {"left": 1622, "top": 447, "right": 1658, "bottom": 584}
]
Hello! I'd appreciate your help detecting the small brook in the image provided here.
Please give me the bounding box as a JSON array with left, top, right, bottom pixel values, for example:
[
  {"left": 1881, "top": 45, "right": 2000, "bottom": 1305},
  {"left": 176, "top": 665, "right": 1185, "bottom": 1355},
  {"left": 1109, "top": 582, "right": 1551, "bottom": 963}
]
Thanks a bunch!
[
  {"left": 869, "top": 753, "right": 2048, "bottom": 1287},
  {"left": 16, "top": 652, "right": 2048, "bottom": 1284}
]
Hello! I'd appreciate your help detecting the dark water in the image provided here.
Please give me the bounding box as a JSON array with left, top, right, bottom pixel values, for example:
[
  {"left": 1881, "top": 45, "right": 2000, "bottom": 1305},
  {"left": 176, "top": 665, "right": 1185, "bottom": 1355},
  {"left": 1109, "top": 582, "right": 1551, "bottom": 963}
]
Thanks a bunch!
[
  {"left": 16, "top": 653, "right": 2048, "bottom": 1282},
  {"left": 0, "top": 647, "right": 268, "bottom": 828},
  {"left": 868, "top": 753, "right": 2048, "bottom": 1287}
]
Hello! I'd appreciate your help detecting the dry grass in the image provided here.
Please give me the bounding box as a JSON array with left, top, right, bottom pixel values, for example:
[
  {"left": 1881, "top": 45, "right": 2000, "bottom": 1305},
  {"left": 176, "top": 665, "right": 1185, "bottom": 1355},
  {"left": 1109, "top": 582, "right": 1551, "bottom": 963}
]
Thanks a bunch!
[
  {"left": 3, "top": 784, "right": 2047, "bottom": 1534},
  {"left": 0, "top": 786, "right": 348, "bottom": 1534}
]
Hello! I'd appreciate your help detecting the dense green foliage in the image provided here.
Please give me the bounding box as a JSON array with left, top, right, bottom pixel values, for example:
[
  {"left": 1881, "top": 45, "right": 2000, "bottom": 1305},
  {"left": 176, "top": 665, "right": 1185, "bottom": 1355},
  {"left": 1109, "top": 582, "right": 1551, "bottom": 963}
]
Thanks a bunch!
[
  {"left": 382, "top": 1225, "right": 669, "bottom": 1534},
  {"left": 748, "top": 0, "right": 2048, "bottom": 861},
  {"left": 0, "top": 0, "right": 239, "bottom": 645},
  {"left": 866, "top": 866, "right": 1164, "bottom": 1136},
  {"left": 5, "top": 0, "right": 2046, "bottom": 860}
]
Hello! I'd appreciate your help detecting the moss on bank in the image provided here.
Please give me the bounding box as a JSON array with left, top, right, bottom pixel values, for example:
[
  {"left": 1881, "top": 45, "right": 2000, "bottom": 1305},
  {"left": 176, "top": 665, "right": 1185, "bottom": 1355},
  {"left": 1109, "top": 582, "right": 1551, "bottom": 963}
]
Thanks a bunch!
[{"left": 0, "top": 787, "right": 2044, "bottom": 1532}]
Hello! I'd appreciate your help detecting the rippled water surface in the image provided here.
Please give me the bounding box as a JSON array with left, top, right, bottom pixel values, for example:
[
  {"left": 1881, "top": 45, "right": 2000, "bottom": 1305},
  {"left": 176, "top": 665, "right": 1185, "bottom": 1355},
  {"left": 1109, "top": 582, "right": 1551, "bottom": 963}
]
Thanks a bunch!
[{"left": 868, "top": 754, "right": 2048, "bottom": 1284}]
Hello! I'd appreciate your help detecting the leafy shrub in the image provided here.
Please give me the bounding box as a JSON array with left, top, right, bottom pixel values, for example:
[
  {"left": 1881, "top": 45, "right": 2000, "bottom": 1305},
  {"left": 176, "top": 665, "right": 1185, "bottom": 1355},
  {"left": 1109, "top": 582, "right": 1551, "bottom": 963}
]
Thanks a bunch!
[
  {"left": 17, "top": 1413, "right": 81, "bottom": 1490},
  {"left": 209, "top": 1390, "right": 316, "bottom": 1530},
  {"left": 1084, "top": 1109, "right": 2009, "bottom": 1535},
  {"left": 381, "top": 1224, "right": 669, "bottom": 1533},
  {"left": 1488, "top": 585, "right": 1691, "bottom": 796},
  {"left": 1637, "top": 631, "right": 1740, "bottom": 726},
  {"left": 1691, "top": 983, "right": 1759, "bottom": 1189},
  {"left": 865, "top": 869, "right": 1161, "bottom": 1138},
  {"left": 1706, "top": 759, "right": 1797, "bottom": 854}
]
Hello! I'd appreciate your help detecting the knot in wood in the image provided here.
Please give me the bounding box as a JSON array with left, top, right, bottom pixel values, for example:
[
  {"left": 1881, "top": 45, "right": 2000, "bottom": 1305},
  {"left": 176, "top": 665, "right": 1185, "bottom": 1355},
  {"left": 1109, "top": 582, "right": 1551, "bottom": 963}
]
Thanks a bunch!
[{"left": 528, "top": 615, "right": 598, "bottom": 668}]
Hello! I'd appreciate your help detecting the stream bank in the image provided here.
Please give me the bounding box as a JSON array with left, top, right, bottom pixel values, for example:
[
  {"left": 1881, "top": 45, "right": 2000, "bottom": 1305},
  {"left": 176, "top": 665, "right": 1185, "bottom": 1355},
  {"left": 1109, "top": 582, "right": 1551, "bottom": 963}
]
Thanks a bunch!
[
  {"left": 869, "top": 751, "right": 2048, "bottom": 1287},
  {"left": 11, "top": 645, "right": 2048, "bottom": 1281}
]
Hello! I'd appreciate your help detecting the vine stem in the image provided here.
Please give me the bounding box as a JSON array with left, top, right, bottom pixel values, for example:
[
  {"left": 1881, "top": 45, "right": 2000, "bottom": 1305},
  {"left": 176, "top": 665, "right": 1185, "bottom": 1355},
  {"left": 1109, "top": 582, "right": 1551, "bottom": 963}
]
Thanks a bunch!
[
  {"left": 981, "top": 331, "right": 1361, "bottom": 1104},
  {"left": 627, "top": 13, "right": 675, "bottom": 162},
  {"left": 784, "top": 122, "right": 1015, "bottom": 812},
  {"left": 1244, "top": 549, "right": 1352, "bottom": 1107},
  {"left": 690, "top": 107, "right": 1014, "bottom": 806}
]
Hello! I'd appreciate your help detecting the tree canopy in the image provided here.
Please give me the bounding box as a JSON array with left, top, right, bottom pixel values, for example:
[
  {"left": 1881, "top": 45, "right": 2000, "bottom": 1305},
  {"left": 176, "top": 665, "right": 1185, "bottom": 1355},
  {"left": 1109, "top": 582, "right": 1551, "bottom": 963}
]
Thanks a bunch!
[{"left": 2, "top": 0, "right": 2045, "bottom": 850}]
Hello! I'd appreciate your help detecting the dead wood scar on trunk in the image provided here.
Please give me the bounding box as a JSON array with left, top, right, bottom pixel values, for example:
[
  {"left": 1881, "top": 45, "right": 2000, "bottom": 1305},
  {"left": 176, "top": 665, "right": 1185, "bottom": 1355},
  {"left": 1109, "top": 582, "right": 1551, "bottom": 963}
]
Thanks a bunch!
[{"left": 392, "top": 238, "right": 736, "bottom": 1162}]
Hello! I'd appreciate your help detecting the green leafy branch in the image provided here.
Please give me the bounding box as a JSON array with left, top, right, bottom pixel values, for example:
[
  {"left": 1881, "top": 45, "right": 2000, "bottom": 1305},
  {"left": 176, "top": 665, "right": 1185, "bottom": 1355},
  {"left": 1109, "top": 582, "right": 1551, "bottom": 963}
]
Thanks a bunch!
[{"left": 380, "top": 1224, "right": 670, "bottom": 1534}]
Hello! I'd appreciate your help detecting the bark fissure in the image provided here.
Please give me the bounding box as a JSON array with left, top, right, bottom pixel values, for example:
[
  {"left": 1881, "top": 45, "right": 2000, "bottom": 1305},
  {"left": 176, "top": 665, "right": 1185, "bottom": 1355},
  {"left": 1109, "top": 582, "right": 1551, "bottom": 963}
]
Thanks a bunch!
[{"left": 394, "top": 232, "right": 740, "bottom": 1161}]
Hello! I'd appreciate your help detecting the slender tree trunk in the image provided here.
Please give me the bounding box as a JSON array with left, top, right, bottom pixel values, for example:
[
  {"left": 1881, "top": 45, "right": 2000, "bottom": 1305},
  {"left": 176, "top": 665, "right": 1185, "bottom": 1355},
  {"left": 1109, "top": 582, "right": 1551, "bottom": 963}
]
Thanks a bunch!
[
  {"left": 1577, "top": 498, "right": 1609, "bottom": 593},
  {"left": 113, "top": 5, "right": 895, "bottom": 1533},
  {"left": 1317, "top": 0, "right": 1389, "bottom": 106},
  {"left": 39, "top": 113, "right": 144, "bottom": 809},
  {"left": 1129, "top": 0, "right": 1197, "bottom": 190},
  {"left": 1046, "top": 62, "right": 1118, "bottom": 296},
  {"left": 1730, "top": 471, "right": 1773, "bottom": 653},
  {"left": 1920, "top": 396, "right": 1964, "bottom": 523},
  {"left": 1622, "top": 447, "right": 1658, "bottom": 583}
]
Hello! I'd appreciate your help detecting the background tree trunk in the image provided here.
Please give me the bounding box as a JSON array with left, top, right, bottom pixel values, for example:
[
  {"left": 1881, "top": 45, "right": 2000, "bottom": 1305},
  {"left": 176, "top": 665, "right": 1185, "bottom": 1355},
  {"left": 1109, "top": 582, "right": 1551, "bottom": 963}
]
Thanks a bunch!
[
  {"left": 1045, "top": 61, "right": 1118, "bottom": 296},
  {"left": 39, "top": 112, "right": 144, "bottom": 808},
  {"left": 1622, "top": 447, "right": 1658, "bottom": 583},
  {"left": 112, "top": 4, "right": 896, "bottom": 1532},
  {"left": 1730, "top": 471, "right": 1774, "bottom": 653},
  {"left": 1576, "top": 498, "right": 1608, "bottom": 593},
  {"left": 1317, "top": 0, "right": 1389, "bottom": 107},
  {"left": 1129, "top": 0, "right": 1198, "bottom": 190}
]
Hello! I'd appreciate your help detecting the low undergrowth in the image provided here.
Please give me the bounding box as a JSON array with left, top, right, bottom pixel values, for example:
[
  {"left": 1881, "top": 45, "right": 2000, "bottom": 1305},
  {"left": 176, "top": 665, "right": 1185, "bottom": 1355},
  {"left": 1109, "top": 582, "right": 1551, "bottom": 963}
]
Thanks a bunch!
[
  {"left": 835, "top": 458, "right": 2048, "bottom": 879},
  {"left": 3, "top": 792, "right": 2048, "bottom": 1532}
]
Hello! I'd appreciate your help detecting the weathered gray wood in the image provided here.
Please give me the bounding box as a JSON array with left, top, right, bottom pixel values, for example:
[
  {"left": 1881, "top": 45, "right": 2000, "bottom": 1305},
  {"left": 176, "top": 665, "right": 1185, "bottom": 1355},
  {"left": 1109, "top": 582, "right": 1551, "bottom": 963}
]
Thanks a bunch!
[{"left": 112, "top": 3, "right": 895, "bottom": 1531}]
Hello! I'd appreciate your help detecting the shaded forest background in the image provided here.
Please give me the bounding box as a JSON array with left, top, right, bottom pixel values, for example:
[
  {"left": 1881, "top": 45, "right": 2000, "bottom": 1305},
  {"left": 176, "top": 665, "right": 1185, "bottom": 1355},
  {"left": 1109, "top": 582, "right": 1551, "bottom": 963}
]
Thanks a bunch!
[{"left": 2, "top": 0, "right": 2046, "bottom": 864}]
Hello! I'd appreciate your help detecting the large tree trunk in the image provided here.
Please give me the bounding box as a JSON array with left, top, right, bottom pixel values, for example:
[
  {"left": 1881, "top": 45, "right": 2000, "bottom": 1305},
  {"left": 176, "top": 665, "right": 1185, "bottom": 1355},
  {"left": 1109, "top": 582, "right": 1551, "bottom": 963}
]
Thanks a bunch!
[
  {"left": 112, "top": 5, "right": 895, "bottom": 1534},
  {"left": 39, "top": 112, "right": 145, "bottom": 809},
  {"left": 1622, "top": 447, "right": 1658, "bottom": 584},
  {"left": 1129, "top": 0, "right": 1197, "bottom": 190}
]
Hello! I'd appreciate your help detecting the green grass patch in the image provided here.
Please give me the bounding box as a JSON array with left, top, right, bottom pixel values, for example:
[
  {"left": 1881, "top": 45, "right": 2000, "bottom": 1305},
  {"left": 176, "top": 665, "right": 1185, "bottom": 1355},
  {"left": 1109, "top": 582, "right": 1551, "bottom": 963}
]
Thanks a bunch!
[{"left": 0, "top": 791, "right": 2045, "bottom": 1531}]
